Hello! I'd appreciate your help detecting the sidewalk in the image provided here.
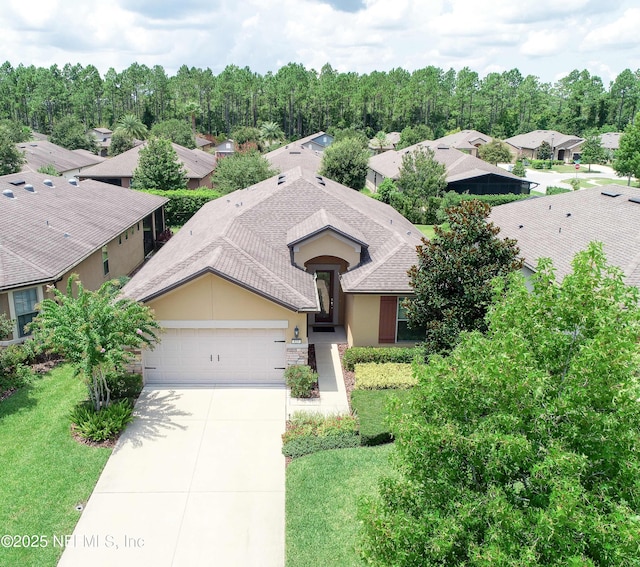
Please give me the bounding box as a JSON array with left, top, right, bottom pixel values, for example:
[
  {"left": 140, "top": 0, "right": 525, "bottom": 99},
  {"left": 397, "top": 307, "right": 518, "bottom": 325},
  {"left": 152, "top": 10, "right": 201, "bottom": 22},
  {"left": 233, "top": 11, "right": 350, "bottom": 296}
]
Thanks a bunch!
[{"left": 286, "top": 326, "right": 350, "bottom": 417}]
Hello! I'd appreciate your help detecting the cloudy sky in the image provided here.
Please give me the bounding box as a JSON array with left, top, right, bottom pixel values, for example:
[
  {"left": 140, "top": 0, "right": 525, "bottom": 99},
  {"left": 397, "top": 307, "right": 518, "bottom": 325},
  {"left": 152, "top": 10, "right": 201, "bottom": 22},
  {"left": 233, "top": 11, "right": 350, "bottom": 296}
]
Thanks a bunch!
[{"left": 2, "top": 0, "right": 639, "bottom": 84}]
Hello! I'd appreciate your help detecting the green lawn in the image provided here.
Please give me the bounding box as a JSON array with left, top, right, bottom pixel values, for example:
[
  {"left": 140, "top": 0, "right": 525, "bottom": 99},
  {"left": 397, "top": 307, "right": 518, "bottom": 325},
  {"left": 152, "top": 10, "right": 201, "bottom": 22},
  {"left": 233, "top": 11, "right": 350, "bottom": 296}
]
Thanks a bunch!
[
  {"left": 286, "top": 444, "right": 394, "bottom": 567},
  {"left": 351, "top": 389, "right": 412, "bottom": 445},
  {"left": 0, "top": 365, "right": 112, "bottom": 567},
  {"left": 415, "top": 224, "right": 435, "bottom": 238}
]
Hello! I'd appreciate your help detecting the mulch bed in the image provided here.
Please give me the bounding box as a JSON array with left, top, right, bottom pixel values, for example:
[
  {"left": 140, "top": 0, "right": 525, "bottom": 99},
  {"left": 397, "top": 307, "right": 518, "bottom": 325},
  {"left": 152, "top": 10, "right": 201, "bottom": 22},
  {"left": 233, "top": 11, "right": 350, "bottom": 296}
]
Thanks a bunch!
[
  {"left": 70, "top": 424, "right": 121, "bottom": 449},
  {"left": 337, "top": 343, "right": 354, "bottom": 410}
]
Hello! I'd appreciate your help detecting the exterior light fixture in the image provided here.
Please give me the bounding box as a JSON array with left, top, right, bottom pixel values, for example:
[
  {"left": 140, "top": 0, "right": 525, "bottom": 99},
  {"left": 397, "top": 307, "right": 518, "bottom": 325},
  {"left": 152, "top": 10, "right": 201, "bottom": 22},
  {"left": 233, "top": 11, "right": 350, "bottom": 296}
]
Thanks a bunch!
[{"left": 294, "top": 325, "right": 299, "bottom": 339}]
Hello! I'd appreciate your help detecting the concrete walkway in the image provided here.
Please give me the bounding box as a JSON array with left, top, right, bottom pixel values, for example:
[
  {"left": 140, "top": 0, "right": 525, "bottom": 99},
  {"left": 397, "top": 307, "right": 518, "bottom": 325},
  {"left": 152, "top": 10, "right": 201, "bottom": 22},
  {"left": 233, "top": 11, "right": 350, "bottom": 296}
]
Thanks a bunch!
[
  {"left": 58, "top": 387, "right": 286, "bottom": 567},
  {"left": 287, "top": 326, "right": 350, "bottom": 417}
]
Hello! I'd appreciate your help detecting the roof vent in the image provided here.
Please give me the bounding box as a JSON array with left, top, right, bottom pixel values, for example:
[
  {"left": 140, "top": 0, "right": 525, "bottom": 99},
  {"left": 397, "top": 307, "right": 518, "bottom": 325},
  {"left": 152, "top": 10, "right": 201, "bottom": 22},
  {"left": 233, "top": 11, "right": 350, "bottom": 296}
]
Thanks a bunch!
[
  {"left": 628, "top": 197, "right": 640, "bottom": 205},
  {"left": 9, "top": 179, "right": 25, "bottom": 186},
  {"left": 566, "top": 212, "right": 571, "bottom": 217},
  {"left": 43, "top": 179, "right": 54, "bottom": 187},
  {"left": 3, "top": 189, "right": 15, "bottom": 199},
  {"left": 68, "top": 178, "right": 79, "bottom": 186},
  {"left": 24, "top": 184, "right": 35, "bottom": 193},
  {"left": 601, "top": 190, "right": 621, "bottom": 198},
  {"left": 519, "top": 224, "right": 524, "bottom": 229}
]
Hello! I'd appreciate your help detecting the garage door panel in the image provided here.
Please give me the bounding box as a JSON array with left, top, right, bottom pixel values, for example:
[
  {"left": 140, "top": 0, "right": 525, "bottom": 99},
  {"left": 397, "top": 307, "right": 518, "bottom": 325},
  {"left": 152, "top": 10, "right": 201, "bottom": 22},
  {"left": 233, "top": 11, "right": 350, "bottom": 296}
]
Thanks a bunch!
[{"left": 144, "top": 327, "right": 287, "bottom": 385}]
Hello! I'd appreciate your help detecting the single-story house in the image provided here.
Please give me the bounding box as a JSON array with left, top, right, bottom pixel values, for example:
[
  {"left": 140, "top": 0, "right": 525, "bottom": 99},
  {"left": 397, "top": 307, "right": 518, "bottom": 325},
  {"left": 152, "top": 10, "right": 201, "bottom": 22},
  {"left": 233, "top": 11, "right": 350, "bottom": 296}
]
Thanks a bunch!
[
  {"left": 122, "top": 167, "right": 423, "bottom": 385},
  {"left": 505, "top": 130, "right": 584, "bottom": 162},
  {"left": 90, "top": 127, "right": 113, "bottom": 157},
  {"left": 265, "top": 139, "right": 324, "bottom": 173},
  {"left": 432, "top": 130, "right": 492, "bottom": 157},
  {"left": 195, "top": 136, "right": 214, "bottom": 151},
  {"left": 78, "top": 141, "right": 217, "bottom": 189},
  {"left": 600, "top": 132, "right": 622, "bottom": 160},
  {"left": 368, "top": 131, "right": 401, "bottom": 154},
  {"left": 488, "top": 184, "right": 640, "bottom": 288},
  {"left": 19, "top": 139, "right": 104, "bottom": 179},
  {"left": 367, "top": 141, "right": 535, "bottom": 195},
  {"left": 0, "top": 172, "right": 168, "bottom": 344}
]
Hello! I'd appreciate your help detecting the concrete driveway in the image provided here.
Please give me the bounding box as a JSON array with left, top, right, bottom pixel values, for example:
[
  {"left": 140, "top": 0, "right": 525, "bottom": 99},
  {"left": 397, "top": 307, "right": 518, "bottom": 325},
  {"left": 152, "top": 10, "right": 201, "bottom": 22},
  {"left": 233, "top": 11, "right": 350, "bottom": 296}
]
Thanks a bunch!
[{"left": 58, "top": 386, "right": 286, "bottom": 567}]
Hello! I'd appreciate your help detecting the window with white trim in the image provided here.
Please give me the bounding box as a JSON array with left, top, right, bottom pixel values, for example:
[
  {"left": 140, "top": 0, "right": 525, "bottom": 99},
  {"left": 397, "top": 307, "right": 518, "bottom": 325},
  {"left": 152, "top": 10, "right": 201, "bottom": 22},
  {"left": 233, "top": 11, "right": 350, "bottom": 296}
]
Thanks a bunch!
[{"left": 13, "top": 288, "right": 39, "bottom": 338}]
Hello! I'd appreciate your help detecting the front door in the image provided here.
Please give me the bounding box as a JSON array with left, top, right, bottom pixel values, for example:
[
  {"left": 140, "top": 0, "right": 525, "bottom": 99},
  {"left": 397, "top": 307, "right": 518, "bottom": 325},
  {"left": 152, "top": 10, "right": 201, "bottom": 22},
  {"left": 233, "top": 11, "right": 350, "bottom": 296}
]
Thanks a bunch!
[{"left": 315, "top": 270, "right": 334, "bottom": 323}]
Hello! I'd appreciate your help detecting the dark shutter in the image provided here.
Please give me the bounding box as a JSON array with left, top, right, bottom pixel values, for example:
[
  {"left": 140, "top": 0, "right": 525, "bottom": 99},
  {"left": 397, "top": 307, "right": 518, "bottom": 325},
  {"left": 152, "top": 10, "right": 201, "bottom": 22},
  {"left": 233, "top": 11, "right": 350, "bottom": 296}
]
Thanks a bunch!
[{"left": 378, "top": 296, "right": 397, "bottom": 343}]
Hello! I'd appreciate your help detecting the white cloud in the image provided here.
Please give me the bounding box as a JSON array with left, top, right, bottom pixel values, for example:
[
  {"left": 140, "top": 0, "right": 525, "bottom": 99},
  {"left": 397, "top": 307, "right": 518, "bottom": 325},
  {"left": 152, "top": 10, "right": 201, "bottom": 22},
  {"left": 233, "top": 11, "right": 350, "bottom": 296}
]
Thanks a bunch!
[{"left": 582, "top": 7, "right": 640, "bottom": 49}]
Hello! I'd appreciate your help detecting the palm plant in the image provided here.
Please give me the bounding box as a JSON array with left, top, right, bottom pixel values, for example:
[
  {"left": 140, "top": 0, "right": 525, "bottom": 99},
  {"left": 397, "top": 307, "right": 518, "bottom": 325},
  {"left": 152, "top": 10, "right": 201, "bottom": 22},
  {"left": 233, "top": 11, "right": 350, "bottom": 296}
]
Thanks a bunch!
[
  {"left": 114, "top": 114, "right": 147, "bottom": 140},
  {"left": 259, "top": 121, "right": 284, "bottom": 147}
]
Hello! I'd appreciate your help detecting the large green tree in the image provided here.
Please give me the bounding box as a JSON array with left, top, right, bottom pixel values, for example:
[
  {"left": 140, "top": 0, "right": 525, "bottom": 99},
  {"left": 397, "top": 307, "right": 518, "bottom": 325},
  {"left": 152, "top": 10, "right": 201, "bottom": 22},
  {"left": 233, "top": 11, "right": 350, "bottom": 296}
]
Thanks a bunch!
[
  {"left": 211, "top": 149, "right": 276, "bottom": 194},
  {"left": 49, "top": 116, "right": 97, "bottom": 152},
  {"left": 360, "top": 242, "right": 640, "bottom": 566},
  {"left": 150, "top": 118, "right": 195, "bottom": 148},
  {"left": 30, "top": 276, "right": 160, "bottom": 411},
  {"left": 580, "top": 133, "right": 606, "bottom": 172},
  {"left": 397, "top": 147, "right": 447, "bottom": 201},
  {"left": 131, "top": 137, "right": 188, "bottom": 191},
  {"left": 477, "top": 139, "right": 513, "bottom": 165},
  {"left": 404, "top": 199, "right": 522, "bottom": 355},
  {"left": 0, "top": 128, "right": 25, "bottom": 175},
  {"left": 319, "top": 136, "right": 370, "bottom": 190},
  {"left": 613, "top": 113, "right": 640, "bottom": 184}
]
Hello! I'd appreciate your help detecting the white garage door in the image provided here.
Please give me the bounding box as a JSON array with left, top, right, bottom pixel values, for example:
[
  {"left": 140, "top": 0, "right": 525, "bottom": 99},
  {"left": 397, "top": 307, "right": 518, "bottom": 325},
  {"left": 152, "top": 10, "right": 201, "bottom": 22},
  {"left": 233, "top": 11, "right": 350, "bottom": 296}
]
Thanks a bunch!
[{"left": 143, "top": 328, "right": 287, "bottom": 385}]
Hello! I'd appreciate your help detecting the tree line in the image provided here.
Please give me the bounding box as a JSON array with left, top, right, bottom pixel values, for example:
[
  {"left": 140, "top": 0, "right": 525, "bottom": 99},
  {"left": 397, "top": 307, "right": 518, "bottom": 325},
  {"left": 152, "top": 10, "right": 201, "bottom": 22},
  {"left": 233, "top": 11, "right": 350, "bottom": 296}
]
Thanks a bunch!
[{"left": 1, "top": 61, "right": 639, "bottom": 140}]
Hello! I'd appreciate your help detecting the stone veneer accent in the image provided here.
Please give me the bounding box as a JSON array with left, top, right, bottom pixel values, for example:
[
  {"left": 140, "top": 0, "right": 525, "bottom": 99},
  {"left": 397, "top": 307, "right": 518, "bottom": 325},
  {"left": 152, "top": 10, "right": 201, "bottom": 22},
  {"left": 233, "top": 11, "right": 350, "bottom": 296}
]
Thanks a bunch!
[
  {"left": 124, "top": 347, "right": 143, "bottom": 375},
  {"left": 286, "top": 343, "right": 309, "bottom": 366}
]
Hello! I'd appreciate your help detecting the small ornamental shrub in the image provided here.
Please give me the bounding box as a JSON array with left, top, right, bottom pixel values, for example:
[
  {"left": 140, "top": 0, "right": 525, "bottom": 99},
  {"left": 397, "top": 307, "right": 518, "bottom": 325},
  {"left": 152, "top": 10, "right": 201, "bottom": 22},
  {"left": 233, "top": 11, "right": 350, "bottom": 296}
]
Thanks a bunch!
[
  {"left": 106, "top": 372, "right": 143, "bottom": 402},
  {"left": 342, "top": 347, "right": 419, "bottom": 371},
  {"left": 282, "top": 412, "right": 360, "bottom": 458},
  {"left": 70, "top": 399, "right": 134, "bottom": 442},
  {"left": 354, "top": 363, "right": 416, "bottom": 390},
  {"left": 0, "top": 343, "right": 37, "bottom": 395},
  {"left": 285, "top": 365, "right": 317, "bottom": 398}
]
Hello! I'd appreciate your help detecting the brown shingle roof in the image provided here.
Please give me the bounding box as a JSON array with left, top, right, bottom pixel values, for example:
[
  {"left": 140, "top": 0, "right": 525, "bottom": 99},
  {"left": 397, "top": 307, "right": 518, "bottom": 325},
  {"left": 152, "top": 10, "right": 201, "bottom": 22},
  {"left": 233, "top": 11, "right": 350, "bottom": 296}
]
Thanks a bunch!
[
  {"left": 0, "top": 172, "right": 167, "bottom": 291},
  {"left": 123, "top": 168, "right": 422, "bottom": 309},
  {"left": 369, "top": 141, "right": 523, "bottom": 183},
  {"left": 489, "top": 185, "right": 640, "bottom": 288},
  {"left": 505, "top": 130, "right": 584, "bottom": 150},
  {"left": 19, "top": 140, "right": 103, "bottom": 175},
  {"left": 433, "top": 129, "right": 492, "bottom": 149},
  {"left": 79, "top": 141, "right": 216, "bottom": 181}
]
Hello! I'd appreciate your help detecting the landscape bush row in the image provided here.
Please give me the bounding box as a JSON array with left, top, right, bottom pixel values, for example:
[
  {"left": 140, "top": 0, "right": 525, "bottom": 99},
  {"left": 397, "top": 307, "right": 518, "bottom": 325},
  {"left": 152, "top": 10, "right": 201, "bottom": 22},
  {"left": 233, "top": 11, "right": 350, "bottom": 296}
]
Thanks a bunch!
[
  {"left": 342, "top": 346, "right": 420, "bottom": 371},
  {"left": 142, "top": 188, "right": 221, "bottom": 226},
  {"left": 282, "top": 412, "right": 360, "bottom": 458}
]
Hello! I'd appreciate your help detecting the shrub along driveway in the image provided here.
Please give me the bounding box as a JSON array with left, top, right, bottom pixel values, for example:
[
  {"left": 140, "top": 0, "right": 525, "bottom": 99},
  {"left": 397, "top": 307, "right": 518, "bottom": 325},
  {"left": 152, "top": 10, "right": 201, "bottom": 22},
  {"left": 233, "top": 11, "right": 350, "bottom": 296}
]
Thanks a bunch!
[{"left": 58, "top": 386, "right": 287, "bottom": 567}]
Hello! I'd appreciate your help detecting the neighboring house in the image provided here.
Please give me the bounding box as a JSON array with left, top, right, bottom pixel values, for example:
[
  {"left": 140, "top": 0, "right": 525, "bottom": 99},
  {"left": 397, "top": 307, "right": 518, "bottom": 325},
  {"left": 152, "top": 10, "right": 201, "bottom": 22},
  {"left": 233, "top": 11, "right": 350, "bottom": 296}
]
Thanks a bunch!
[
  {"left": 78, "top": 142, "right": 217, "bottom": 189},
  {"left": 600, "top": 132, "right": 622, "bottom": 161},
  {"left": 298, "top": 132, "right": 334, "bottom": 152},
  {"left": 505, "top": 130, "right": 584, "bottom": 162},
  {"left": 368, "top": 131, "right": 401, "bottom": 154},
  {"left": 122, "top": 167, "right": 423, "bottom": 385},
  {"left": 195, "top": 136, "right": 214, "bottom": 151},
  {"left": 367, "top": 141, "right": 535, "bottom": 195},
  {"left": 432, "top": 130, "right": 492, "bottom": 157},
  {"left": 90, "top": 127, "right": 113, "bottom": 157},
  {"left": 489, "top": 185, "right": 640, "bottom": 288},
  {"left": 0, "top": 172, "right": 167, "bottom": 344},
  {"left": 214, "top": 139, "right": 235, "bottom": 158},
  {"left": 19, "top": 139, "right": 104, "bottom": 179},
  {"left": 264, "top": 139, "right": 324, "bottom": 173}
]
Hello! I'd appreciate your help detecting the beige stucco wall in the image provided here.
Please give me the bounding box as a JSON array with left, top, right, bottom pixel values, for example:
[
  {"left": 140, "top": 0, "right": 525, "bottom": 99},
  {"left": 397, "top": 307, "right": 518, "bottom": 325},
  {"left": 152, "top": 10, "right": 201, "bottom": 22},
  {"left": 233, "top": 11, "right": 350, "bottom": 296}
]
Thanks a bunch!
[
  {"left": 345, "top": 293, "right": 385, "bottom": 347},
  {"left": 148, "top": 273, "right": 308, "bottom": 342},
  {"left": 55, "top": 224, "right": 146, "bottom": 293},
  {"left": 0, "top": 292, "right": 13, "bottom": 340},
  {"left": 294, "top": 231, "right": 360, "bottom": 269}
]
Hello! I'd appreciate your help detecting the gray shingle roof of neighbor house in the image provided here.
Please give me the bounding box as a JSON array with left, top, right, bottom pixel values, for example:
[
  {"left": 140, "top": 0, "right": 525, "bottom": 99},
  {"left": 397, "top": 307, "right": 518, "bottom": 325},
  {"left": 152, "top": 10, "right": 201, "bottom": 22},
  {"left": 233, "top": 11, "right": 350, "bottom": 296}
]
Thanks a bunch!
[
  {"left": 0, "top": 172, "right": 168, "bottom": 291},
  {"left": 79, "top": 141, "right": 216, "bottom": 180},
  {"left": 265, "top": 141, "right": 323, "bottom": 173},
  {"left": 19, "top": 139, "right": 104, "bottom": 175},
  {"left": 505, "top": 130, "right": 584, "bottom": 150},
  {"left": 488, "top": 184, "right": 640, "bottom": 288},
  {"left": 600, "top": 132, "right": 622, "bottom": 150},
  {"left": 433, "top": 129, "right": 492, "bottom": 149},
  {"left": 368, "top": 140, "right": 524, "bottom": 183},
  {"left": 368, "top": 131, "right": 401, "bottom": 151},
  {"left": 122, "top": 167, "right": 423, "bottom": 309}
]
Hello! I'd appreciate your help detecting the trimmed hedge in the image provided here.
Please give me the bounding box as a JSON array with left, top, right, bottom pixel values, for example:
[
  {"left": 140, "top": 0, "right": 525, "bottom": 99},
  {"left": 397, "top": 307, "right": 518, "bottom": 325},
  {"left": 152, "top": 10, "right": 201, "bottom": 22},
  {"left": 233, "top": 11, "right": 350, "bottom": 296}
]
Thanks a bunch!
[
  {"left": 546, "top": 185, "right": 571, "bottom": 195},
  {"left": 342, "top": 346, "right": 420, "bottom": 372},
  {"left": 282, "top": 412, "right": 360, "bottom": 458},
  {"left": 0, "top": 343, "right": 37, "bottom": 396},
  {"left": 351, "top": 389, "right": 412, "bottom": 446},
  {"left": 354, "top": 363, "right": 416, "bottom": 390},
  {"left": 285, "top": 365, "right": 317, "bottom": 398},
  {"left": 142, "top": 188, "right": 221, "bottom": 226}
]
